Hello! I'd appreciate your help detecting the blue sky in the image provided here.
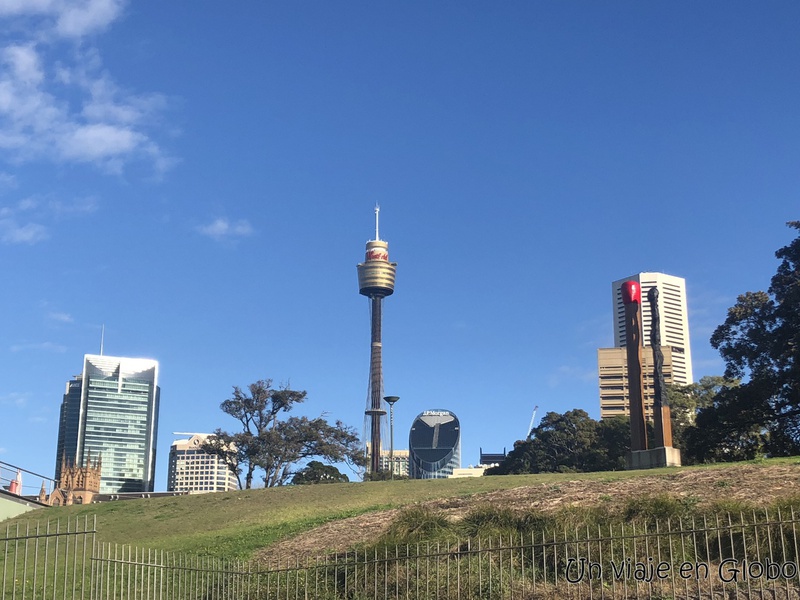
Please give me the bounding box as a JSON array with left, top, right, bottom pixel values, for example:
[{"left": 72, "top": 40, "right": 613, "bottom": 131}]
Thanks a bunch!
[{"left": 0, "top": 1, "right": 797, "bottom": 491}]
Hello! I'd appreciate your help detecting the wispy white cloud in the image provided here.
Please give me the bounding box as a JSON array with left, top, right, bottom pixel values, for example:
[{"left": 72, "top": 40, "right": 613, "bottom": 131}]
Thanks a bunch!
[
  {"left": 0, "top": 171, "right": 17, "bottom": 191},
  {"left": 197, "top": 218, "right": 254, "bottom": 241},
  {"left": 0, "top": 0, "right": 125, "bottom": 39},
  {"left": 0, "top": 392, "right": 31, "bottom": 407},
  {"left": 0, "top": 193, "right": 98, "bottom": 244},
  {"left": 58, "top": 122, "right": 144, "bottom": 163},
  {"left": 0, "top": 1, "right": 173, "bottom": 174},
  {"left": 47, "top": 311, "right": 73, "bottom": 323},
  {"left": 547, "top": 365, "right": 597, "bottom": 388},
  {"left": 48, "top": 195, "right": 98, "bottom": 215},
  {"left": 10, "top": 341, "right": 67, "bottom": 352},
  {"left": 56, "top": 0, "right": 126, "bottom": 38},
  {"left": 17, "top": 196, "right": 38, "bottom": 211},
  {"left": 0, "top": 218, "right": 48, "bottom": 243},
  {"left": 0, "top": 196, "right": 48, "bottom": 242}
]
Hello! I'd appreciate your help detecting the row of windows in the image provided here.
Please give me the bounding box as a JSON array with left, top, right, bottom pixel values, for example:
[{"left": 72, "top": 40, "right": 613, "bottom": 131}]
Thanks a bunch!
[
  {"left": 85, "top": 394, "right": 151, "bottom": 403},
  {"left": 171, "top": 459, "right": 223, "bottom": 466},
  {"left": 84, "top": 437, "right": 146, "bottom": 447},
  {"left": 86, "top": 426, "right": 146, "bottom": 435}
]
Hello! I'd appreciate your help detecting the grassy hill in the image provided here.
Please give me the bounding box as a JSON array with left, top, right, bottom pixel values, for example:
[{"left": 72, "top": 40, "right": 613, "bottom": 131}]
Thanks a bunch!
[{"left": 5, "top": 458, "right": 800, "bottom": 561}]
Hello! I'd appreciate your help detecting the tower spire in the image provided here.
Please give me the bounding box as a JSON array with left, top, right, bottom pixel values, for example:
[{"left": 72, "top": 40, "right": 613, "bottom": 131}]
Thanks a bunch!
[{"left": 374, "top": 204, "right": 381, "bottom": 241}]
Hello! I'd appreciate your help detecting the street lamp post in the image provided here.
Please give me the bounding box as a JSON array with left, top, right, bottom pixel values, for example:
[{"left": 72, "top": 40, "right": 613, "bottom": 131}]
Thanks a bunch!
[{"left": 384, "top": 396, "right": 399, "bottom": 479}]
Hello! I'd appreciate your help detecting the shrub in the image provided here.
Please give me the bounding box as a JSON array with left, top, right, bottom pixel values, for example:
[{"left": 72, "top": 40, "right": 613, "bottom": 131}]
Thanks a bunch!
[
  {"left": 385, "top": 506, "right": 453, "bottom": 542},
  {"left": 459, "top": 505, "right": 520, "bottom": 538}
]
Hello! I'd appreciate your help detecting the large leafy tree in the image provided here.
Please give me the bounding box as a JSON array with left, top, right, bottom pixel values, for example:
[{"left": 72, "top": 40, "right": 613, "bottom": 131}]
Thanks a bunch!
[
  {"left": 684, "top": 384, "right": 768, "bottom": 463},
  {"left": 203, "top": 380, "right": 364, "bottom": 489},
  {"left": 707, "top": 222, "right": 800, "bottom": 455},
  {"left": 666, "top": 376, "right": 739, "bottom": 461},
  {"left": 291, "top": 461, "right": 349, "bottom": 485},
  {"left": 486, "top": 410, "right": 626, "bottom": 475}
]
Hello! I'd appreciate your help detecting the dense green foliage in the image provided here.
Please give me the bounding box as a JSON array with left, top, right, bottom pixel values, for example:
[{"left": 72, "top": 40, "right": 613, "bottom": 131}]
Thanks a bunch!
[
  {"left": 666, "top": 376, "right": 740, "bottom": 462},
  {"left": 363, "top": 470, "right": 409, "bottom": 481},
  {"left": 291, "top": 460, "right": 349, "bottom": 484},
  {"left": 694, "top": 222, "right": 800, "bottom": 460},
  {"left": 485, "top": 410, "right": 629, "bottom": 475},
  {"left": 203, "top": 379, "right": 363, "bottom": 488},
  {"left": 487, "top": 375, "right": 774, "bottom": 473},
  {"left": 368, "top": 490, "right": 800, "bottom": 549}
]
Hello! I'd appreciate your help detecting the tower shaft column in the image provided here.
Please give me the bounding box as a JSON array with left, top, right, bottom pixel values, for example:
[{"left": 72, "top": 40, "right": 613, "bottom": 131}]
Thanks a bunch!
[{"left": 369, "top": 296, "right": 383, "bottom": 473}]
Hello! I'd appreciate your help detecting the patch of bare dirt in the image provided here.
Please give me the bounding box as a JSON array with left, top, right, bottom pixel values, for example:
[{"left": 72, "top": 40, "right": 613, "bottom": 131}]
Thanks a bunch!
[{"left": 256, "top": 463, "right": 800, "bottom": 565}]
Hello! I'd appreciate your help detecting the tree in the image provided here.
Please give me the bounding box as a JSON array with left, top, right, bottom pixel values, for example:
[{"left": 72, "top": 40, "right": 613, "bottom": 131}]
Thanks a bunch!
[
  {"left": 708, "top": 222, "right": 800, "bottom": 454},
  {"left": 666, "top": 376, "right": 739, "bottom": 461},
  {"left": 291, "top": 461, "right": 349, "bottom": 484},
  {"left": 684, "top": 384, "right": 767, "bottom": 463},
  {"left": 203, "top": 380, "right": 364, "bottom": 489},
  {"left": 363, "top": 470, "right": 409, "bottom": 481},
  {"left": 533, "top": 409, "right": 606, "bottom": 472},
  {"left": 596, "top": 415, "right": 630, "bottom": 471},
  {"left": 486, "top": 409, "right": 624, "bottom": 475}
]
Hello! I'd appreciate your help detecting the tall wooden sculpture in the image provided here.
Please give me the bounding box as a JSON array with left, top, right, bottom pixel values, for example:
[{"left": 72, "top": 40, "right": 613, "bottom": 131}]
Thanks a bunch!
[
  {"left": 648, "top": 287, "right": 674, "bottom": 448},
  {"left": 621, "top": 281, "right": 648, "bottom": 451}
]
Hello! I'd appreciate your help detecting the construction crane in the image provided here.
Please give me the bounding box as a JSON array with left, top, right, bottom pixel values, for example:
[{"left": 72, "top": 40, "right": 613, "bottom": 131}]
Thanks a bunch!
[{"left": 526, "top": 405, "right": 539, "bottom": 440}]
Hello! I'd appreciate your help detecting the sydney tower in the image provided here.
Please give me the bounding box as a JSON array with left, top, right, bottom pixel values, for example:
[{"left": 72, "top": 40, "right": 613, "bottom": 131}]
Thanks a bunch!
[{"left": 357, "top": 207, "right": 397, "bottom": 474}]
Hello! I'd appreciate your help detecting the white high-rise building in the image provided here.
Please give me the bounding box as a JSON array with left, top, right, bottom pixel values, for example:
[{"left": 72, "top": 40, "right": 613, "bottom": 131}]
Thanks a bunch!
[
  {"left": 599, "top": 273, "right": 693, "bottom": 420},
  {"left": 55, "top": 355, "right": 160, "bottom": 493},
  {"left": 378, "top": 449, "right": 409, "bottom": 478},
  {"left": 611, "top": 272, "right": 693, "bottom": 385},
  {"left": 167, "top": 434, "right": 239, "bottom": 494}
]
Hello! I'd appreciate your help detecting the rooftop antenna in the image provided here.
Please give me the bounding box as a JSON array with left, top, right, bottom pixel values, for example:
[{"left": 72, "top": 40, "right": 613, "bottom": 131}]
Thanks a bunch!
[
  {"left": 100, "top": 324, "right": 105, "bottom": 356},
  {"left": 374, "top": 204, "right": 381, "bottom": 241}
]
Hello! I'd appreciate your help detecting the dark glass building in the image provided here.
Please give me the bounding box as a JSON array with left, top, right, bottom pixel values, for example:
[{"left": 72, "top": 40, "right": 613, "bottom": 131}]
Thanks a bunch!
[
  {"left": 54, "top": 377, "right": 82, "bottom": 484},
  {"left": 408, "top": 409, "right": 461, "bottom": 479}
]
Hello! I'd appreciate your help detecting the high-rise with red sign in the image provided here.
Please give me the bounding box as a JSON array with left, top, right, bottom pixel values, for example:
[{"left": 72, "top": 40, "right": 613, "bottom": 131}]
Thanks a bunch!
[{"left": 599, "top": 272, "right": 693, "bottom": 420}]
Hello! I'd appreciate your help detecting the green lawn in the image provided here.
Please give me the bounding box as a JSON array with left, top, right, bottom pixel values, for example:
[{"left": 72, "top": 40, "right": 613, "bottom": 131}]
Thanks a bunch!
[{"left": 5, "top": 458, "right": 797, "bottom": 560}]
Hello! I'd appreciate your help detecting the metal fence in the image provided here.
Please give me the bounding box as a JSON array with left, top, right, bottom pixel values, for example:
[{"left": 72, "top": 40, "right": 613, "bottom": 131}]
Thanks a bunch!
[
  {"left": 2, "top": 515, "right": 95, "bottom": 600},
  {"left": 0, "top": 461, "right": 55, "bottom": 500},
  {"left": 3, "top": 509, "right": 800, "bottom": 599}
]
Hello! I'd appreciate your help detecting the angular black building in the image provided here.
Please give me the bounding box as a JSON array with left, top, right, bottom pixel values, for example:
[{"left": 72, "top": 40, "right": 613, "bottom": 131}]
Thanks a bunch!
[{"left": 409, "top": 409, "right": 461, "bottom": 479}]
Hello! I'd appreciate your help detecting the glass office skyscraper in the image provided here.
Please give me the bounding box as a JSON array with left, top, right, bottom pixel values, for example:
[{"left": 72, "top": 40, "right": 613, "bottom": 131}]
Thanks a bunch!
[
  {"left": 54, "top": 377, "right": 82, "bottom": 484},
  {"left": 55, "top": 355, "right": 160, "bottom": 493},
  {"left": 409, "top": 409, "right": 461, "bottom": 479}
]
